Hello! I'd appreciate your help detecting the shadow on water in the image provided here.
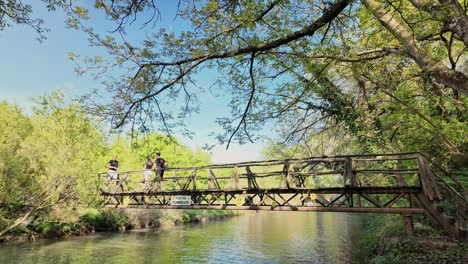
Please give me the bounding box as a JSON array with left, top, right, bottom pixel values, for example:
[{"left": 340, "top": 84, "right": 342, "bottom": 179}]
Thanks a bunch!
[{"left": 0, "top": 212, "right": 364, "bottom": 264}]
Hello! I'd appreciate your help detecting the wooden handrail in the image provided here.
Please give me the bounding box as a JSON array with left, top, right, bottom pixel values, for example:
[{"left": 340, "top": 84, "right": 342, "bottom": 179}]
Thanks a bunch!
[
  {"left": 97, "top": 152, "right": 419, "bottom": 176},
  {"left": 419, "top": 152, "right": 467, "bottom": 192}
]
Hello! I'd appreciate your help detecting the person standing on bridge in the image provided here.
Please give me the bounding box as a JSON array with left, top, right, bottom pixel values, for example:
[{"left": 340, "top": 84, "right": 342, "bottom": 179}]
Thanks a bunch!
[
  {"left": 143, "top": 156, "right": 154, "bottom": 189},
  {"left": 154, "top": 152, "right": 166, "bottom": 179},
  {"left": 107, "top": 154, "right": 119, "bottom": 182},
  {"left": 143, "top": 156, "right": 154, "bottom": 181}
]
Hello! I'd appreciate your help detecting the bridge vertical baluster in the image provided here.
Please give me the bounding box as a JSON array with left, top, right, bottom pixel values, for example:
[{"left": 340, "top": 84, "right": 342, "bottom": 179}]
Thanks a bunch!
[
  {"left": 394, "top": 159, "right": 416, "bottom": 207},
  {"left": 286, "top": 164, "right": 293, "bottom": 189},
  {"left": 246, "top": 166, "right": 252, "bottom": 189},
  {"left": 245, "top": 166, "right": 259, "bottom": 190},
  {"left": 345, "top": 158, "right": 357, "bottom": 207},
  {"left": 207, "top": 168, "right": 212, "bottom": 189},
  {"left": 234, "top": 165, "right": 239, "bottom": 190},
  {"left": 393, "top": 159, "right": 409, "bottom": 186},
  {"left": 182, "top": 169, "right": 193, "bottom": 191},
  {"left": 344, "top": 158, "right": 356, "bottom": 188},
  {"left": 228, "top": 165, "right": 239, "bottom": 190},
  {"left": 280, "top": 161, "right": 290, "bottom": 189},
  {"left": 293, "top": 165, "right": 303, "bottom": 187},
  {"left": 213, "top": 168, "right": 221, "bottom": 189},
  {"left": 352, "top": 159, "right": 358, "bottom": 207},
  {"left": 172, "top": 170, "right": 177, "bottom": 190},
  {"left": 208, "top": 168, "right": 221, "bottom": 189},
  {"left": 209, "top": 168, "right": 215, "bottom": 189},
  {"left": 192, "top": 168, "right": 197, "bottom": 191}
]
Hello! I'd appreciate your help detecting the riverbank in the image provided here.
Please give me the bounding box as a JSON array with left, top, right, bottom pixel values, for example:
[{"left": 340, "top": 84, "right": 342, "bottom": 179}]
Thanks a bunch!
[
  {"left": 0, "top": 208, "right": 239, "bottom": 243},
  {"left": 353, "top": 214, "right": 467, "bottom": 264}
]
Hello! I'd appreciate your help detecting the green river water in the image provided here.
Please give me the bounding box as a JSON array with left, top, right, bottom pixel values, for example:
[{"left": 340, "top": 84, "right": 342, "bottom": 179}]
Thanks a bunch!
[{"left": 0, "top": 212, "right": 364, "bottom": 264}]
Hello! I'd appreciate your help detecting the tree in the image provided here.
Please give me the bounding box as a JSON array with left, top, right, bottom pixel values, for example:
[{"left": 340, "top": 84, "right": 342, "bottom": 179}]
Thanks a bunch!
[
  {"left": 0, "top": 0, "right": 67, "bottom": 41},
  {"left": 0, "top": 101, "right": 33, "bottom": 209},
  {"left": 105, "top": 131, "right": 211, "bottom": 170},
  {"left": 23, "top": 89, "right": 107, "bottom": 207},
  {"left": 5, "top": 1, "right": 465, "bottom": 158},
  {"left": 0, "top": 100, "right": 72, "bottom": 238},
  {"left": 64, "top": 0, "right": 466, "bottom": 152},
  {"left": 0, "top": 0, "right": 156, "bottom": 41},
  {"left": 0, "top": 90, "right": 109, "bottom": 239},
  {"left": 0, "top": 90, "right": 213, "bottom": 239}
]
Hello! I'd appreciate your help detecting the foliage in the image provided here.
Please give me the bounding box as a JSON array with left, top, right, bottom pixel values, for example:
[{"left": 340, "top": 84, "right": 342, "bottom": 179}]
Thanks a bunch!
[
  {"left": 32, "top": 218, "right": 86, "bottom": 237},
  {"left": 79, "top": 208, "right": 236, "bottom": 231},
  {"left": 352, "top": 214, "right": 405, "bottom": 263},
  {"left": 80, "top": 208, "right": 130, "bottom": 231},
  {"left": 123, "top": 132, "right": 211, "bottom": 169},
  {"left": 0, "top": 0, "right": 66, "bottom": 41},
  {"left": 23, "top": 90, "right": 107, "bottom": 208},
  {"left": 0, "top": 90, "right": 212, "bottom": 239},
  {"left": 181, "top": 209, "right": 236, "bottom": 223},
  {"left": 3, "top": 91, "right": 106, "bottom": 232},
  {"left": 99, "top": 128, "right": 211, "bottom": 171},
  {"left": 352, "top": 214, "right": 468, "bottom": 264},
  {"left": 0, "top": 101, "right": 34, "bottom": 208},
  {"left": 57, "top": 0, "right": 467, "bottom": 155}
]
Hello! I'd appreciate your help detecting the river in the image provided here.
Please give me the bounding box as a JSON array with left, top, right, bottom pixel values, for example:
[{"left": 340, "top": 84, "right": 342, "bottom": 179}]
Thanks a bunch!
[{"left": 0, "top": 212, "right": 364, "bottom": 264}]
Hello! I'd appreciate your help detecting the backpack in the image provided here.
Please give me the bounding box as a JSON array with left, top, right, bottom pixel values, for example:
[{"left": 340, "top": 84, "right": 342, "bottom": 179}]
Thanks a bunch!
[{"left": 157, "top": 158, "right": 165, "bottom": 167}]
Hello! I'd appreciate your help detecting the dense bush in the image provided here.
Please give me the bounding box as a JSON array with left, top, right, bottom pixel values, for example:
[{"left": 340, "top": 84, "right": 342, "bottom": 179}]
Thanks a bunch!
[{"left": 80, "top": 208, "right": 130, "bottom": 231}]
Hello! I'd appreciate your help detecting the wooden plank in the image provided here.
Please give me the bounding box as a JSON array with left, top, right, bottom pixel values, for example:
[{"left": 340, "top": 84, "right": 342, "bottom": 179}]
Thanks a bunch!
[
  {"left": 327, "top": 193, "right": 346, "bottom": 207},
  {"left": 192, "top": 169, "right": 197, "bottom": 190},
  {"left": 383, "top": 193, "right": 405, "bottom": 208},
  {"left": 280, "top": 162, "right": 289, "bottom": 189},
  {"left": 360, "top": 193, "right": 383, "bottom": 208},
  {"left": 344, "top": 157, "right": 352, "bottom": 187},
  {"left": 415, "top": 193, "right": 463, "bottom": 240},
  {"left": 110, "top": 204, "right": 425, "bottom": 214},
  {"left": 208, "top": 168, "right": 221, "bottom": 189},
  {"left": 100, "top": 186, "right": 423, "bottom": 196},
  {"left": 354, "top": 156, "right": 417, "bottom": 162},
  {"left": 354, "top": 169, "right": 419, "bottom": 173},
  {"left": 417, "top": 155, "right": 434, "bottom": 200},
  {"left": 426, "top": 167, "right": 443, "bottom": 200}
]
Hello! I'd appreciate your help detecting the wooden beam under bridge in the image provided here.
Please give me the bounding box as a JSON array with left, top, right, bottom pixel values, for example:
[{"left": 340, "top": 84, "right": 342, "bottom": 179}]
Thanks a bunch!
[{"left": 109, "top": 204, "right": 425, "bottom": 214}]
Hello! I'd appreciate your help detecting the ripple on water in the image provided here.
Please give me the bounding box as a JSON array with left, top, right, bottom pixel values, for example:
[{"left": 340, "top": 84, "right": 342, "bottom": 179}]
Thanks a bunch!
[{"left": 0, "top": 212, "right": 362, "bottom": 264}]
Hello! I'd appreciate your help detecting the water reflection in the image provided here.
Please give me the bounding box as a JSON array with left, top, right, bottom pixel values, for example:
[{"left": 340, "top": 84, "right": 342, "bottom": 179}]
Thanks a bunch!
[{"left": 0, "top": 212, "right": 362, "bottom": 264}]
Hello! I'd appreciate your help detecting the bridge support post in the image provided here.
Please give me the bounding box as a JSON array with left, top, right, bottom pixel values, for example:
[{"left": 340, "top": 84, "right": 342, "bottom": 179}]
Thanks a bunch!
[{"left": 402, "top": 213, "right": 414, "bottom": 237}]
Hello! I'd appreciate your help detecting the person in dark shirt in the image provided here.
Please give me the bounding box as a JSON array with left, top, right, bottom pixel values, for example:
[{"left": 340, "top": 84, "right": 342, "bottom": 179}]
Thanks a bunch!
[
  {"left": 154, "top": 152, "right": 166, "bottom": 179},
  {"left": 107, "top": 154, "right": 119, "bottom": 181}
]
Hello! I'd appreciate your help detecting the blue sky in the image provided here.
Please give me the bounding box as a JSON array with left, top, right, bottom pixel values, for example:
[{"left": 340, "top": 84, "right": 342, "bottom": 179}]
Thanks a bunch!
[{"left": 0, "top": 1, "right": 265, "bottom": 163}]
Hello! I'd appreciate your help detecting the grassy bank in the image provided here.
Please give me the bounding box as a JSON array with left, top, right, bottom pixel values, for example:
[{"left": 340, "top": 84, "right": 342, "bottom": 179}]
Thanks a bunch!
[
  {"left": 80, "top": 208, "right": 239, "bottom": 231},
  {"left": 353, "top": 214, "right": 467, "bottom": 264},
  {"left": 1, "top": 208, "right": 238, "bottom": 243}
]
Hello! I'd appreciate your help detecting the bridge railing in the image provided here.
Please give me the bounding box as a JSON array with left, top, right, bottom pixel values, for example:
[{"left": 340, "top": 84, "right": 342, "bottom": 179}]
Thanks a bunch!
[
  {"left": 417, "top": 153, "right": 467, "bottom": 229},
  {"left": 98, "top": 153, "right": 422, "bottom": 194}
]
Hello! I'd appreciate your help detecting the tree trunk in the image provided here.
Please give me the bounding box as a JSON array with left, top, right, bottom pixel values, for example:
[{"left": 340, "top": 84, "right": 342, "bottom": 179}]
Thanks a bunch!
[
  {"left": 362, "top": 0, "right": 468, "bottom": 95},
  {"left": 0, "top": 207, "right": 35, "bottom": 238},
  {"left": 409, "top": 0, "right": 468, "bottom": 47}
]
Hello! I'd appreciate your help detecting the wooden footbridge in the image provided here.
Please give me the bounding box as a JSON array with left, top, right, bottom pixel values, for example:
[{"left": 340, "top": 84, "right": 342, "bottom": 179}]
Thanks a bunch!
[{"left": 99, "top": 152, "right": 467, "bottom": 240}]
